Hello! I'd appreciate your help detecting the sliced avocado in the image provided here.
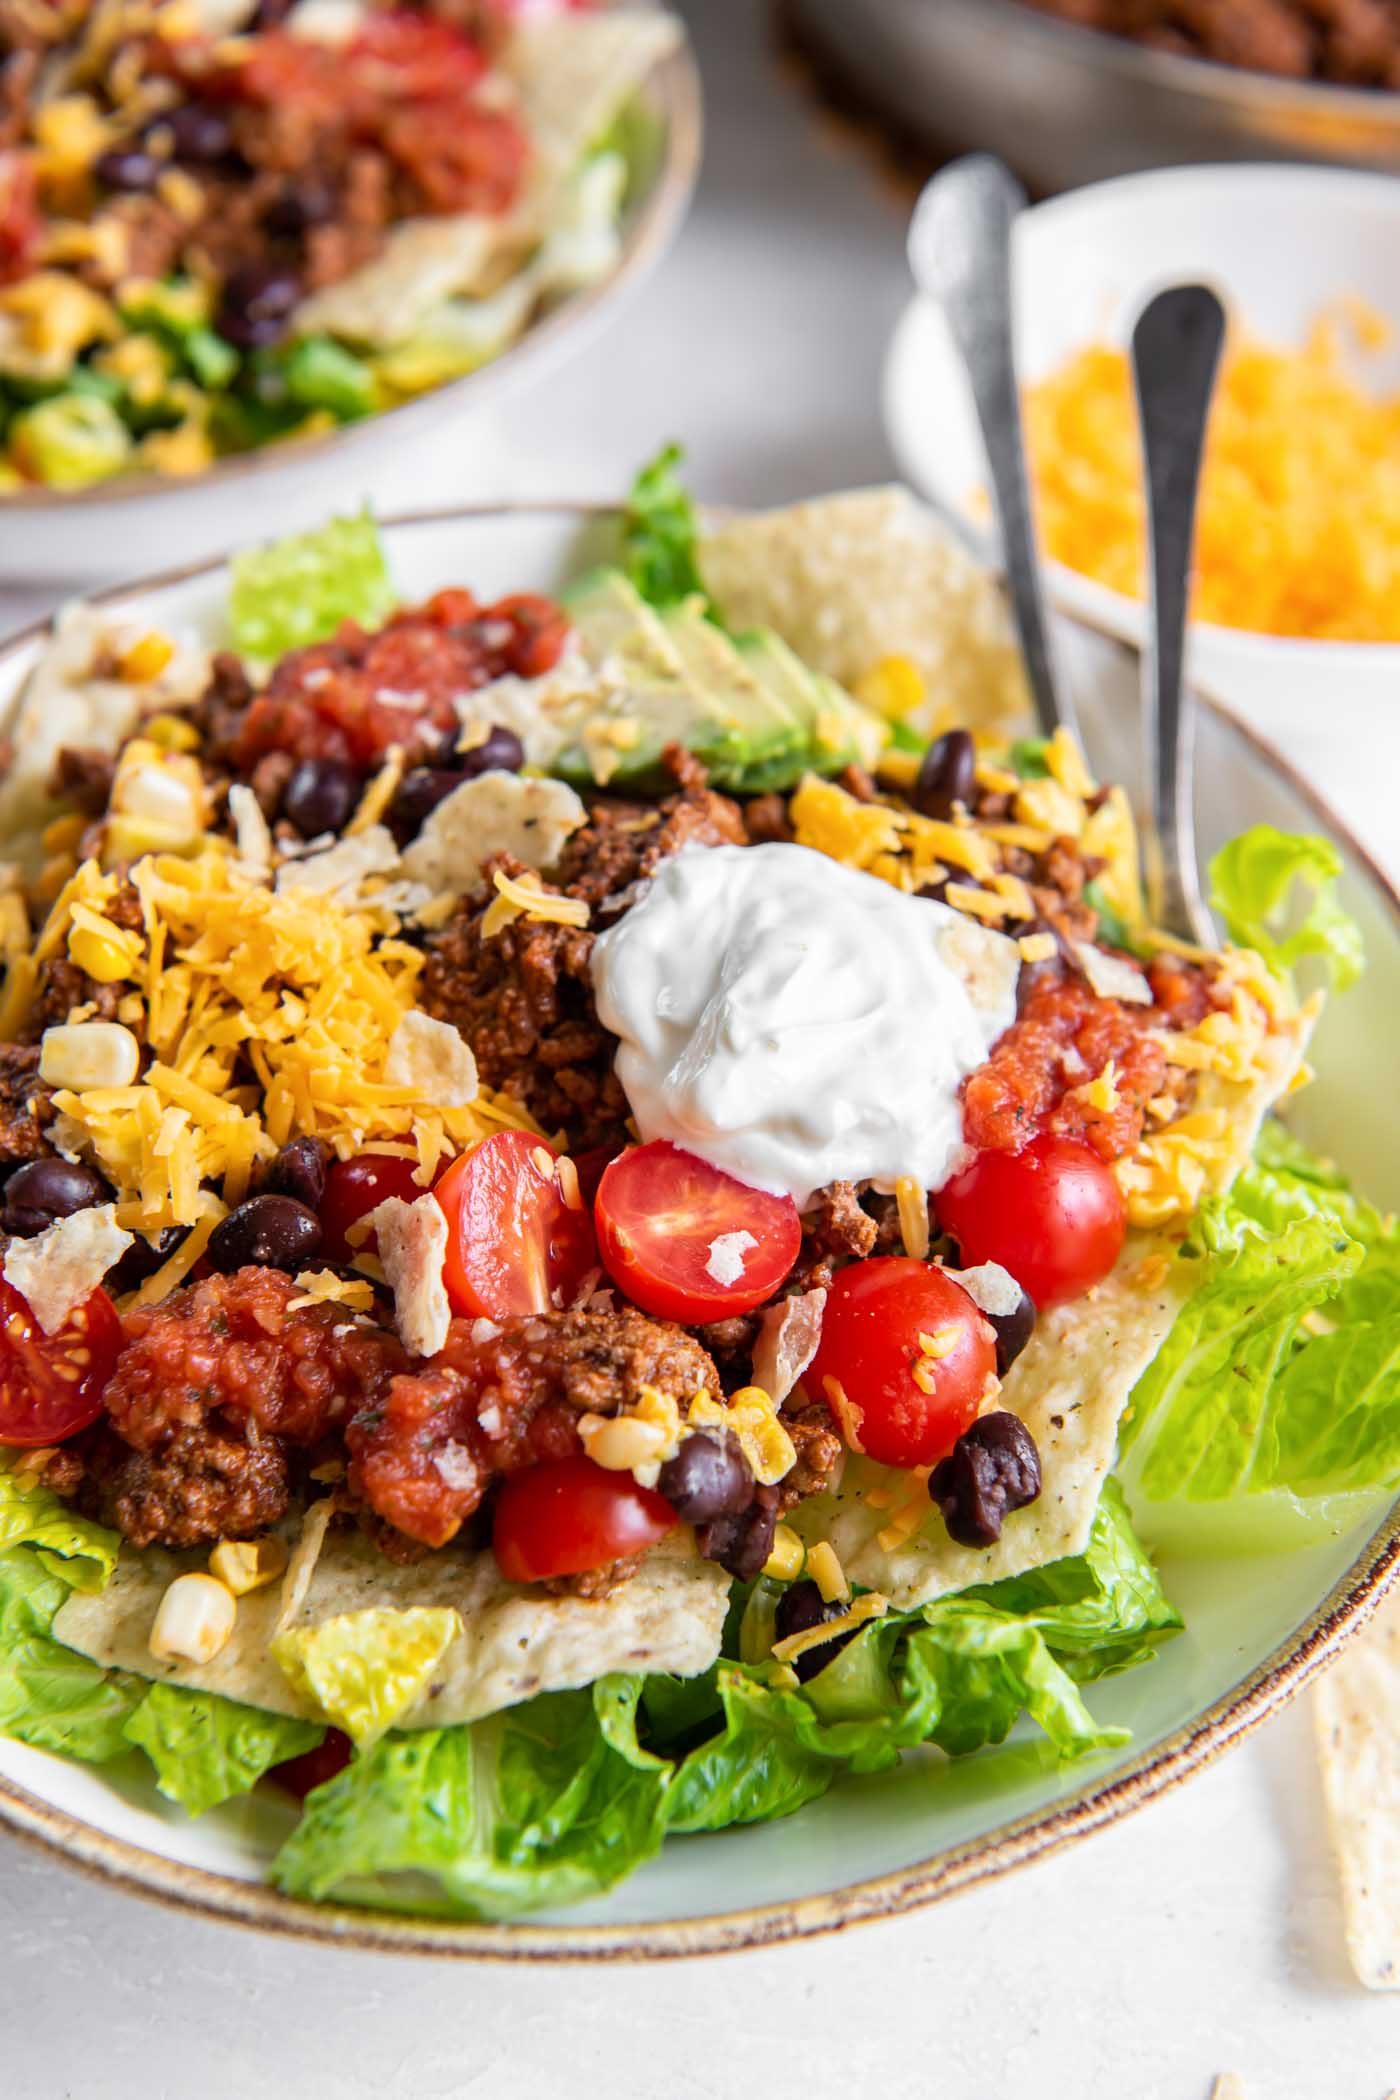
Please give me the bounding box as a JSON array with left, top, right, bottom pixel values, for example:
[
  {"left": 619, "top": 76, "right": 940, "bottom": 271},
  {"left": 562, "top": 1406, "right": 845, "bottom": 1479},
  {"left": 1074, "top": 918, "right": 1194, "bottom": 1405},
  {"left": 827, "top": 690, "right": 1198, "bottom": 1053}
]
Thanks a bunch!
[
  {"left": 557, "top": 569, "right": 743, "bottom": 787},
  {"left": 734, "top": 631, "right": 888, "bottom": 791},
  {"left": 659, "top": 604, "right": 804, "bottom": 789},
  {"left": 562, "top": 567, "right": 692, "bottom": 685}
]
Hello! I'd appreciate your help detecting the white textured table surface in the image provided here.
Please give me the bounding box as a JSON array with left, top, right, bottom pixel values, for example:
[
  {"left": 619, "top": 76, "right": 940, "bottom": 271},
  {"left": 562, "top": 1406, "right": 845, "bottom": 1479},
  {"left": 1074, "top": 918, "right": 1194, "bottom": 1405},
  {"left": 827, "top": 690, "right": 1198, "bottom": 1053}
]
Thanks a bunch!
[{"left": 3, "top": 6, "right": 1400, "bottom": 2094}]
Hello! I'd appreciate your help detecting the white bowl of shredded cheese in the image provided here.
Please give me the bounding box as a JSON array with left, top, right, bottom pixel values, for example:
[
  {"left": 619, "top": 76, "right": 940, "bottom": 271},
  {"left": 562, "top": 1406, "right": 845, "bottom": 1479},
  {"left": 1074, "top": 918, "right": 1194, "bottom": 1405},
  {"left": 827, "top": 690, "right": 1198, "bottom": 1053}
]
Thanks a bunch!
[{"left": 884, "top": 162, "right": 1400, "bottom": 872}]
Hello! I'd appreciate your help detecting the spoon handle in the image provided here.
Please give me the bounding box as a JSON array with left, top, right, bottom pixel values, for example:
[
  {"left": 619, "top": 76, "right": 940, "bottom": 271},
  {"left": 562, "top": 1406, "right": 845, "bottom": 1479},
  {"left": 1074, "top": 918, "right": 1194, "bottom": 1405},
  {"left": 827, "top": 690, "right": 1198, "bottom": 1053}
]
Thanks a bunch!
[
  {"left": 907, "top": 154, "right": 1073, "bottom": 742},
  {"left": 1130, "top": 284, "right": 1226, "bottom": 947}
]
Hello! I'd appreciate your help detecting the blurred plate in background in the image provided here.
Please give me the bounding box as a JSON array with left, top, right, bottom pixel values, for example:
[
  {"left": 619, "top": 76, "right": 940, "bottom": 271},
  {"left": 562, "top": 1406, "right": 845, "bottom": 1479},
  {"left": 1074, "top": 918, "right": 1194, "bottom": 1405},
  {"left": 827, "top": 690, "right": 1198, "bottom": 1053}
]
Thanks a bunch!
[{"left": 788, "top": 0, "right": 1400, "bottom": 193}]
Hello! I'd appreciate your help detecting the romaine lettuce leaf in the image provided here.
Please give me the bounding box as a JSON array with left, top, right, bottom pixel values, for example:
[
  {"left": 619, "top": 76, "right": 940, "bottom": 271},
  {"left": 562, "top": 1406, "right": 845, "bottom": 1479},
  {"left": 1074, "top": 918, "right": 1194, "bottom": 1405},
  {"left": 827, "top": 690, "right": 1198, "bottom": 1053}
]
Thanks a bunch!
[
  {"left": 0, "top": 1549, "right": 143, "bottom": 1763},
  {"left": 123, "top": 1683, "right": 322, "bottom": 1818},
  {"left": 0, "top": 1461, "right": 119, "bottom": 1592},
  {"left": 271, "top": 1678, "right": 669, "bottom": 1920},
  {"left": 621, "top": 443, "right": 713, "bottom": 615},
  {"left": 228, "top": 511, "right": 395, "bottom": 660},
  {"left": 652, "top": 1489, "right": 1172, "bottom": 1836},
  {"left": 1209, "top": 826, "right": 1364, "bottom": 991},
  {"left": 1119, "top": 1128, "right": 1400, "bottom": 1546}
]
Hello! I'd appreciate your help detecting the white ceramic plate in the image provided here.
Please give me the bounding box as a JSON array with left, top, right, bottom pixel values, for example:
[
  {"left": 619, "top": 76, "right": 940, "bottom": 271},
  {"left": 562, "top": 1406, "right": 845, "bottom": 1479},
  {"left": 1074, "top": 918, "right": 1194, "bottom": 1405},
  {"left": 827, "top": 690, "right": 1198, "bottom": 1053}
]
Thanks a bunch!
[
  {"left": 883, "top": 163, "right": 1400, "bottom": 869},
  {"left": 1, "top": 505, "right": 1397, "bottom": 1958}
]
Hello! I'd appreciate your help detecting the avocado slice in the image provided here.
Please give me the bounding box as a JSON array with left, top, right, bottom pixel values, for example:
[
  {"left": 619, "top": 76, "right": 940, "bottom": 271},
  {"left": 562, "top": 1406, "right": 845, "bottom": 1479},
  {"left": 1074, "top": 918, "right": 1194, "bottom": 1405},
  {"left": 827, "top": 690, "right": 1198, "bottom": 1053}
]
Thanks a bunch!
[
  {"left": 734, "top": 631, "right": 888, "bottom": 791},
  {"left": 659, "top": 604, "right": 804, "bottom": 789}
]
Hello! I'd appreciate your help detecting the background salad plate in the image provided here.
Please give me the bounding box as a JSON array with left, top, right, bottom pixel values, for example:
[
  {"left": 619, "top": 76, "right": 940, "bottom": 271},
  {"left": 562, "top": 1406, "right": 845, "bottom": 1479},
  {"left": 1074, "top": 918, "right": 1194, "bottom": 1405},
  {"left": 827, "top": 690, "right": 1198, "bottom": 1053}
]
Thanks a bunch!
[
  {"left": 0, "top": 502, "right": 1396, "bottom": 1959},
  {"left": 0, "top": 11, "right": 700, "bottom": 590}
]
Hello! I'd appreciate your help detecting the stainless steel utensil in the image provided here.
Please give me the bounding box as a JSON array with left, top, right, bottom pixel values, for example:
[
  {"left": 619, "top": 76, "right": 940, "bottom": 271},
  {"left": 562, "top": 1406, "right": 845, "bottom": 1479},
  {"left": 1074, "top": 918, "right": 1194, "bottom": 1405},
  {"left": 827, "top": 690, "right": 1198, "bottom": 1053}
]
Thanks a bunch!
[
  {"left": 907, "top": 154, "right": 1075, "bottom": 742},
  {"left": 1130, "top": 283, "right": 1226, "bottom": 946}
]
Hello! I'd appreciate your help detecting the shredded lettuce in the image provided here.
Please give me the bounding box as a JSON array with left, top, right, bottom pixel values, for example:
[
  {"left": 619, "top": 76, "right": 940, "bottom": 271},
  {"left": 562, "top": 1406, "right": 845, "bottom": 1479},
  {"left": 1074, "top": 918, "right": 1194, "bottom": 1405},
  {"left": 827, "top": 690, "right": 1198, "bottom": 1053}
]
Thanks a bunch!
[
  {"left": 228, "top": 511, "right": 395, "bottom": 660},
  {"left": 123, "top": 1683, "right": 321, "bottom": 1818},
  {"left": 0, "top": 1550, "right": 143, "bottom": 1762},
  {"left": 0, "top": 1463, "right": 118, "bottom": 1592},
  {"left": 1119, "top": 1128, "right": 1400, "bottom": 1548},
  {"left": 272, "top": 1678, "right": 670, "bottom": 1920},
  {"left": 621, "top": 443, "right": 714, "bottom": 616},
  {"left": 1209, "top": 826, "right": 1364, "bottom": 992}
]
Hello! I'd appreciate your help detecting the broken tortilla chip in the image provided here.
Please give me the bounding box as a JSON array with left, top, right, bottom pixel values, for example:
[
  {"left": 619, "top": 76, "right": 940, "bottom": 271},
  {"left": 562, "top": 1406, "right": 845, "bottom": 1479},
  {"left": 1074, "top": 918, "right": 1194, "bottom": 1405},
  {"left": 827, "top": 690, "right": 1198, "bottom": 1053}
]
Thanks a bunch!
[{"left": 1315, "top": 1588, "right": 1400, "bottom": 1989}]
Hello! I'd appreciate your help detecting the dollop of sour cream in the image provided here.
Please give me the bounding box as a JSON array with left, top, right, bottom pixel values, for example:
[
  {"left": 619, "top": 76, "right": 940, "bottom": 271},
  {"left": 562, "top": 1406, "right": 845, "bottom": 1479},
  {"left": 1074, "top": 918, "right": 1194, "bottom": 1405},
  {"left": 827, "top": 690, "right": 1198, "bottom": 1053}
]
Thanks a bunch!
[{"left": 590, "top": 843, "right": 1020, "bottom": 1208}]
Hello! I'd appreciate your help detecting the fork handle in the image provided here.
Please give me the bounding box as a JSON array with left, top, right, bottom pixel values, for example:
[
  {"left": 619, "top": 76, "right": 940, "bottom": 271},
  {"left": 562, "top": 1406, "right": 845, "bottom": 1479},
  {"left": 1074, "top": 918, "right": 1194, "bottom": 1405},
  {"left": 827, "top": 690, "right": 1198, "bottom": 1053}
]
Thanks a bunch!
[
  {"left": 909, "top": 156, "right": 1073, "bottom": 742},
  {"left": 1131, "top": 284, "right": 1226, "bottom": 945}
]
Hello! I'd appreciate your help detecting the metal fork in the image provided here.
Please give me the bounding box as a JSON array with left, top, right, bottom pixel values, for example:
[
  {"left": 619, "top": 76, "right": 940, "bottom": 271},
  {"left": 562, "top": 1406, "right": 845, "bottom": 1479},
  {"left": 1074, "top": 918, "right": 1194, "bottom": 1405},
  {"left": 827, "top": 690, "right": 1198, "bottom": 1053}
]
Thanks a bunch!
[
  {"left": 907, "top": 152, "right": 1076, "bottom": 744},
  {"left": 1130, "top": 284, "right": 1226, "bottom": 946}
]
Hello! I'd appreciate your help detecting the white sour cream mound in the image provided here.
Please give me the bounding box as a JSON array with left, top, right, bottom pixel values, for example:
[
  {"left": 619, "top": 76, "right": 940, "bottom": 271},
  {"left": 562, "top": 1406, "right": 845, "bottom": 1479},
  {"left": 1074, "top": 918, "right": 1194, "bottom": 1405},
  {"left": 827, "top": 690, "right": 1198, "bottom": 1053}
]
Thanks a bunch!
[{"left": 590, "top": 843, "right": 1020, "bottom": 1207}]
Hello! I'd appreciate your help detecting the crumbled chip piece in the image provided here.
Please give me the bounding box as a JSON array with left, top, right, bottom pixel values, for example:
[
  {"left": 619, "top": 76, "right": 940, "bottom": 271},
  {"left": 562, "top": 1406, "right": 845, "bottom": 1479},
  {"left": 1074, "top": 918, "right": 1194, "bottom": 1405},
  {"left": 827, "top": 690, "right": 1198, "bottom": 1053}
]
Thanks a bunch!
[
  {"left": 400, "top": 772, "right": 586, "bottom": 897},
  {"left": 2, "top": 1202, "right": 133, "bottom": 1334},
  {"left": 948, "top": 1261, "right": 1023, "bottom": 1319},
  {"left": 227, "top": 783, "right": 273, "bottom": 878},
  {"left": 383, "top": 1009, "right": 479, "bottom": 1110},
  {"left": 705, "top": 1229, "right": 756, "bottom": 1287},
  {"left": 1071, "top": 939, "right": 1152, "bottom": 1007},
  {"left": 366, "top": 1193, "right": 451, "bottom": 1358}
]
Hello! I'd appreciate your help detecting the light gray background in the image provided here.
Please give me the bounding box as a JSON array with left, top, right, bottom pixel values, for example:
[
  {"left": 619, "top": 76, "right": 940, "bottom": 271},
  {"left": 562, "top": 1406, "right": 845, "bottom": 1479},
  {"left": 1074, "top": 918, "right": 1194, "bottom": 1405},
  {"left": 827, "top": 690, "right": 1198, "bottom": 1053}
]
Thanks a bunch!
[{"left": 3, "top": 5, "right": 1399, "bottom": 2093}]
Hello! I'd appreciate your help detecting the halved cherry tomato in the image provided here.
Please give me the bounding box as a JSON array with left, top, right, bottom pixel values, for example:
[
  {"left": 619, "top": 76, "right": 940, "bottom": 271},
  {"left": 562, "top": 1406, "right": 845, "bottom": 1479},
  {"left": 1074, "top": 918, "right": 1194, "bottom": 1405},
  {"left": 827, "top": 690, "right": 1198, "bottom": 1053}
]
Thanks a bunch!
[
  {"left": 593, "top": 1141, "right": 801, "bottom": 1324},
  {"left": 348, "top": 10, "right": 488, "bottom": 101},
  {"left": 492, "top": 1454, "right": 674, "bottom": 1585},
  {"left": 319, "top": 1153, "right": 423, "bottom": 1266},
  {"left": 269, "top": 1728, "right": 353, "bottom": 1801},
  {"left": 807, "top": 1256, "right": 996, "bottom": 1471},
  {"left": 0, "top": 1280, "right": 122, "bottom": 1447},
  {"left": 433, "top": 1130, "right": 597, "bottom": 1321},
  {"left": 937, "top": 1134, "right": 1126, "bottom": 1310}
]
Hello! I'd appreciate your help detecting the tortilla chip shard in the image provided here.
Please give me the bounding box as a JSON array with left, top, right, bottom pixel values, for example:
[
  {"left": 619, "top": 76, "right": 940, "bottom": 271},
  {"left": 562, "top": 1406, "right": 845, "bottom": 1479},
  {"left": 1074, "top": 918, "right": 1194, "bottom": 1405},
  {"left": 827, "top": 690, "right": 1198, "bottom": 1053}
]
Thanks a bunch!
[
  {"left": 272, "top": 1606, "right": 463, "bottom": 1747},
  {"left": 1315, "top": 1588, "right": 1400, "bottom": 1989}
]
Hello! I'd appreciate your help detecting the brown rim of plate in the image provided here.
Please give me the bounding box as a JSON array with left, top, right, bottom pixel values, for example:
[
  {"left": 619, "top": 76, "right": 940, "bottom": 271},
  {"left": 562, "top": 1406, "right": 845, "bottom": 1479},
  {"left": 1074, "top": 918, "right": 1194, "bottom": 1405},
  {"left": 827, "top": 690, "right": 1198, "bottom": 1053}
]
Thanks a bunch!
[
  {"left": 0, "top": 501, "right": 1396, "bottom": 1961},
  {"left": 0, "top": 18, "right": 702, "bottom": 515}
]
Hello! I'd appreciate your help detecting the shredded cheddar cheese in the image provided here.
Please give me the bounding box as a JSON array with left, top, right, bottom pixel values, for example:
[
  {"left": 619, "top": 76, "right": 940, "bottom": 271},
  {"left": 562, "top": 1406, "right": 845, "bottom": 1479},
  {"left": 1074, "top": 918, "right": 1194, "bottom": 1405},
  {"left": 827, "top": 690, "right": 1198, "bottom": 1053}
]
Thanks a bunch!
[{"left": 1025, "top": 310, "right": 1400, "bottom": 640}]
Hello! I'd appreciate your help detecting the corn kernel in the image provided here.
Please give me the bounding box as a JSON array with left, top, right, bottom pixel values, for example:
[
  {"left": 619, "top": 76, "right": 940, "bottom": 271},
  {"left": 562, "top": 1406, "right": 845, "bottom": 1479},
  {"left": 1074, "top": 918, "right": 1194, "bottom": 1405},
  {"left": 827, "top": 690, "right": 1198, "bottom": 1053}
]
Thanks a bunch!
[
  {"left": 150, "top": 1573, "right": 237, "bottom": 1664},
  {"left": 68, "top": 922, "right": 138, "bottom": 985},
  {"left": 142, "top": 712, "right": 200, "bottom": 753},
  {"left": 761, "top": 1523, "right": 805, "bottom": 1582},
  {"left": 39, "top": 1020, "right": 140, "bottom": 1090},
  {"left": 854, "top": 654, "right": 925, "bottom": 720},
  {"left": 577, "top": 1412, "right": 671, "bottom": 1474},
  {"left": 118, "top": 632, "right": 175, "bottom": 684},
  {"left": 209, "top": 1535, "right": 289, "bottom": 1596}
]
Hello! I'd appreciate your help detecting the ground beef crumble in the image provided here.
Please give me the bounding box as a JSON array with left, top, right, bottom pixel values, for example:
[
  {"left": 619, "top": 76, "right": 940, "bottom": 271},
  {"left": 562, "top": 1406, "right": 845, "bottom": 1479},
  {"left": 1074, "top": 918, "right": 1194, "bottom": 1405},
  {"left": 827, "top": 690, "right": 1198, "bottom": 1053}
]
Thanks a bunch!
[{"left": 0, "top": 1045, "right": 55, "bottom": 1174}]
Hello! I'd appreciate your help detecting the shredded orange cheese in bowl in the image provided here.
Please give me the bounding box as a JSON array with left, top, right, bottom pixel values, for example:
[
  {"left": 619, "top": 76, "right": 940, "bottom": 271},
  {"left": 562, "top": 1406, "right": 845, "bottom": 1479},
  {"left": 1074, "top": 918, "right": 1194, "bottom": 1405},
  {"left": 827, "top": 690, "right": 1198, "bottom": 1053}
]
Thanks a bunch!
[{"left": 1024, "top": 306, "right": 1400, "bottom": 642}]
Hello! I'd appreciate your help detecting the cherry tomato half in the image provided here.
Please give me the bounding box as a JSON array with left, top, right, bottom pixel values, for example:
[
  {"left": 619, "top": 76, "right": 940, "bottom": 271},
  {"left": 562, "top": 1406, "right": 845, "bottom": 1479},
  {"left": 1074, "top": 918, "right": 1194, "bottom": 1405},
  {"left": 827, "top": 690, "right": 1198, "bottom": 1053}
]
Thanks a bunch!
[
  {"left": 807, "top": 1256, "right": 996, "bottom": 1471},
  {"left": 433, "top": 1130, "right": 597, "bottom": 1322},
  {"left": 319, "top": 1153, "right": 423, "bottom": 1266},
  {"left": 492, "top": 1453, "right": 675, "bottom": 1585},
  {"left": 0, "top": 1280, "right": 122, "bottom": 1447},
  {"left": 593, "top": 1141, "right": 802, "bottom": 1324},
  {"left": 937, "top": 1134, "right": 1127, "bottom": 1310}
]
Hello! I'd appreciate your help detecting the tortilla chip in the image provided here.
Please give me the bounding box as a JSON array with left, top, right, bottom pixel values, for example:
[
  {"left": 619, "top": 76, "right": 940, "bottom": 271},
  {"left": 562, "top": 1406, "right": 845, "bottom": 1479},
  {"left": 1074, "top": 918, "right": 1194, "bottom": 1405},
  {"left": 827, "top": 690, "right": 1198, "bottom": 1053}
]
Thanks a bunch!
[
  {"left": 292, "top": 215, "right": 508, "bottom": 347},
  {"left": 506, "top": 11, "right": 683, "bottom": 223},
  {"left": 699, "top": 489, "right": 1029, "bottom": 738},
  {"left": 1315, "top": 1590, "right": 1400, "bottom": 1989},
  {"left": 794, "top": 1010, "right": 1314, "bottom": 1608},
  {"left": 54, "top": 1525, "right": 727, "bottom": 1728}
]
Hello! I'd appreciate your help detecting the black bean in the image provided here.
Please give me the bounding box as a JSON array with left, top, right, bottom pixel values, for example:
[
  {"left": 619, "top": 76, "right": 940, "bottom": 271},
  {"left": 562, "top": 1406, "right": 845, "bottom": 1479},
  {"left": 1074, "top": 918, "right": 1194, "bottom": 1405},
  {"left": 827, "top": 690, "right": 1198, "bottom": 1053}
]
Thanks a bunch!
[
  {"left": 986, "top": 1287, "right": 1036, "bottom": 1379},
  {"left": 263, "top": 174, "right": 337, "bottom": 239},
  {"left": 386, "top": 768, "right": 468, "bottom": 847},
  {"left": 656, "top": 1430, "right": 754, "bottom": 1526},
  {"left": 280, "top": 756, "right": 361, "bottom": 839},
  {"left": 216, "top": 264, "right": 302, "bottom": 350},
  {"left": 93, "top": 147, "right": 162, "bottom": 194},
  {"left": 250, "top": 0, "right": 297, "bottom": 24},
  {"left": 774, "top": 1576, "right": 858, "bottom": 1683},
  {"left": 929, "top": 1411, "right": 1042, "bottom": 1549},
  {"left": 207, "top": 1194, "right": 323, "bottom": 1275},
  {"left": 1, "top": 1159, "right": 112, "bottom": 1238},
  {"left": 461, "top": 726, "right": 525, "bottom": 778},
  {"left": 914, "top": 728, "right": 977, "bottom": 822},
  {"left": 162, "top": 102, "right": 235, "bottom": 164},
  {"left": 104, "top": 1225, "right": 187, "bottom": 1296},
  {"left": 696, "top": 1482, "right": 780, "bottom": 1583},
  {"left": 264, "top": 1135, "right": 329, "bottom": 1212}
]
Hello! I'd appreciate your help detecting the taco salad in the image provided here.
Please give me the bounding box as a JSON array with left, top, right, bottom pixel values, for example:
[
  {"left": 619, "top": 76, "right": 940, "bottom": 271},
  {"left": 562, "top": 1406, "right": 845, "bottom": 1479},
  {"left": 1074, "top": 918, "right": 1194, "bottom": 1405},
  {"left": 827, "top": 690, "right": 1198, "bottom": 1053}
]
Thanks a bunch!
[{"left": 0, "top": 453, "right": 1394, "bottom": 1921}]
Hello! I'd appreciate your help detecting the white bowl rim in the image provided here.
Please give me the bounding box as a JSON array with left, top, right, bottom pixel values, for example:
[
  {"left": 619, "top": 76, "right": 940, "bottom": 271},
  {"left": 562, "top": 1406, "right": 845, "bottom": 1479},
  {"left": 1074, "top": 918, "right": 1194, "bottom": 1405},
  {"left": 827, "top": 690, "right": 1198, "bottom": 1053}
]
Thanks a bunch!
[
  {"left": 0, "top": 26, "right": 701, "bottom": 517},
  {"left": 886, "top": 158, "right": 1400, "bottom": 669},
  {"left": 0, "top": 500, "right": 1397, "bottom": 1962}
]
